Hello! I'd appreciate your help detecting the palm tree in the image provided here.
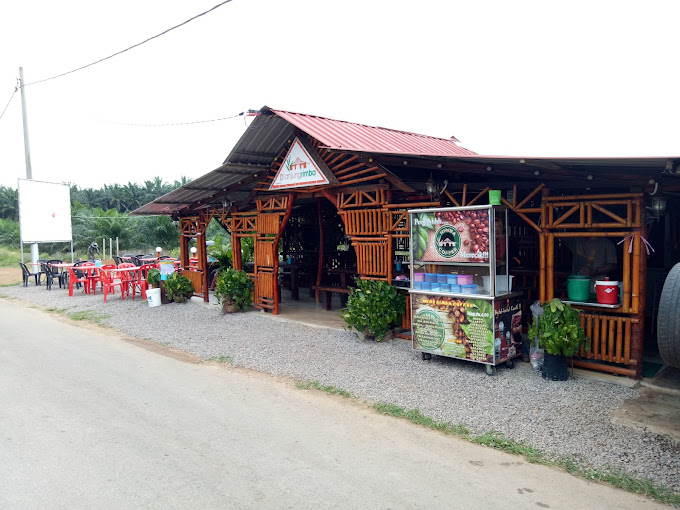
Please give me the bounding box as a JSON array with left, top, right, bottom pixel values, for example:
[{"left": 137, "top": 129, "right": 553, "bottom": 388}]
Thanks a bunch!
[{"left": 0, "top": 186, "right": 19, "bottom": 220}]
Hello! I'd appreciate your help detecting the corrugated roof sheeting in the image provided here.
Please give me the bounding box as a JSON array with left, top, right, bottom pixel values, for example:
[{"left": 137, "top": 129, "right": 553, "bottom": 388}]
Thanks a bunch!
[{"left": 271, "top": 109, "right": 477, "bottom": 156}]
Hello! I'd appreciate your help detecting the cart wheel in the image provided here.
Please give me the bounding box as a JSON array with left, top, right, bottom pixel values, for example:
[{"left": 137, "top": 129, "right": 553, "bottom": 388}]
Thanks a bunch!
[
  {"left": 422, "top": 352, "right": 432, "bottom": 361},
  {"left": 505, "top": 359, "right": 515, "bottom": 369},
  {"left": 485, "top": 365, "right": 496, "bottom": 376}
]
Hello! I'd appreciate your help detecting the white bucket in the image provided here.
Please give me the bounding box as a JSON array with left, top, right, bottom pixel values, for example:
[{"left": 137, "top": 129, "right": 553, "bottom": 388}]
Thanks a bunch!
[{"left": 147, "top": 287, "right": 161, "bottom": 307}]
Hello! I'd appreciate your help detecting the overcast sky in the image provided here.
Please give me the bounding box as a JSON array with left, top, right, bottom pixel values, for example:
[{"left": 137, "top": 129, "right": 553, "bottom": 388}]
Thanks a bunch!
[{"left": 1, "top": 0, "right": 679, "bottom": 190}]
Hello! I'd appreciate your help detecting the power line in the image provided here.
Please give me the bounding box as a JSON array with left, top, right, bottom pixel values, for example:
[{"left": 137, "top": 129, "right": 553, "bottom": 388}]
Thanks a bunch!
[
  {"left": 22, "top": 0, "right": 233, "bottom": 88},
  {"left": 0, "top": 84, "right": 18, "bottom": 121},
  {"left": 103, "top": 111, "right": 244, "bottom": 127}
]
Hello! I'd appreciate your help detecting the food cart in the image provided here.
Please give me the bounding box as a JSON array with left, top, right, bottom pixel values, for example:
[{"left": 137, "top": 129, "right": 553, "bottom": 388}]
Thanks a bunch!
[{"left": 409, "top": 205, "right": 522, "bottom": 375}]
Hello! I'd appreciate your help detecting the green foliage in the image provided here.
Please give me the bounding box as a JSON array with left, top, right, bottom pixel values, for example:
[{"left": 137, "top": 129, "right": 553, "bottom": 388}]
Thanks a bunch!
[
  {"left": 342, "top": 279, "right": 406, "bottom": 341},
  {"left": 528, "top": 298, "right": 589, "bottom": 357},
  {"left": 214, "top": 268, "right": 254, "bottom": 312},
  {"left": 146, "top": 268, "right": 161, "bottom": 288},
  {"left": 0, "top": 218, "right": 19, "bottom": 245},
  {"left": 162, "top": 272, "right": 194, "bottom": 303}
]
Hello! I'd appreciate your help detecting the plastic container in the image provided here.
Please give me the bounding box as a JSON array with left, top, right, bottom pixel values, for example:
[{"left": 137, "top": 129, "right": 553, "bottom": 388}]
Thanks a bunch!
[
  {"left": 436, "top": 274, "right": 448, "bottom": 284},
  {"left": 450, "top": 285, "right": 461, "bottom": 293},
  {"left": 446, "top": 275, "right": 458, "bottom": 285},
  {"left": 440, "top": 283, "right": 451, "bottom": 293},
  {"left": 461, "top": 284, "right": 478, "bottom": 294},
  {"left": 457, "top": 274, "right": 474, "bottom": 285},
  {"left": 595, "top": 278, "right": 619, "bottom": 304},
  {"left": 147, "top": 287, "right": 161, "bottom": 307},
  {"left": 421, "top": 282, "right": 431, "bottom": 290},
  {"left": 431, "top": 284, "right": 441, "bottom": 292},
  {"left": 489, "top": 189, "right": 502, "bottom": 205},
  {"left": 567, "top": 275, "right": 591, "bottom": 301},
  {"left": 482, "top": 275, "right": 514, "bottom": 294},
  {"left": 413, "top": 272, "right": 425, "bottom": 282},
  {"left": 413, "top": 281, "right": 422, "bottom": 290},
  {"left": 425, "top": 273, "right": 438, "bottom": 283}
]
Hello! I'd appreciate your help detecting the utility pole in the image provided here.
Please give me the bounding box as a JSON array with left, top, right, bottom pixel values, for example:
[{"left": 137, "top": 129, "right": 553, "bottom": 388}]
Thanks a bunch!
[{"left": 18, "top": 67, "right": 39, "bottom": 266}]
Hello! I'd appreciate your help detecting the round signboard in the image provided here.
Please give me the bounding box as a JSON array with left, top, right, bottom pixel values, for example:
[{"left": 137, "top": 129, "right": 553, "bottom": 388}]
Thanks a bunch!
[
  {"left": 435, "top": 225, "right": 461, "bottom": 258},
  {"left": 413, "top": 309, "right": 446, "bottom": 350}
]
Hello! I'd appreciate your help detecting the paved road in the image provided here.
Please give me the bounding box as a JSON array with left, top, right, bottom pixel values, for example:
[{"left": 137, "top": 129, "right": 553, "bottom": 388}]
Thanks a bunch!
[{"left": 0, "top": 299, "right": 665, "bottom": 509}]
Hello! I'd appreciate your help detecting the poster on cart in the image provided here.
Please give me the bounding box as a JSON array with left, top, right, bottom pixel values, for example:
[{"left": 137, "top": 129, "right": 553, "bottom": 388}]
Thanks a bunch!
[
  {"left": 411, "top": 293, "right": 522, "bottom": 364},
  {"left": 411, "top": 209, "right": 490, "bottom": 263}
]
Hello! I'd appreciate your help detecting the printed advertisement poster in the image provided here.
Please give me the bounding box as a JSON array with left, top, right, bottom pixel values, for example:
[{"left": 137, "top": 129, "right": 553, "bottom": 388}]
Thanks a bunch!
[
  {"left": 412, "top": 293, "right": 522, "bottom": 364},
  {"left": 493, "top": 298, "right": 523, "bottom": 361},
  {"left": 411, "top": 210, "right": 490, "bottom": 264}
]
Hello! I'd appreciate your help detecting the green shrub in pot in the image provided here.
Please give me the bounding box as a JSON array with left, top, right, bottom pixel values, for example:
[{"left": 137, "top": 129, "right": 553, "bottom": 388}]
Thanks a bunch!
[
  {"left": 528, "top": 298, "right": 589, "bottom": 357},
  {"left": 214, "top": 268, "right": 254, "bottom": 313},
  {"left": 162, "top": 272, "right": 195, "bottom": 303},
  {"left": 341, "top": 279, "right": 406, "bottom": 341},
  {"left": 147, "top": 268, "right": 161, "bottom": 288}
]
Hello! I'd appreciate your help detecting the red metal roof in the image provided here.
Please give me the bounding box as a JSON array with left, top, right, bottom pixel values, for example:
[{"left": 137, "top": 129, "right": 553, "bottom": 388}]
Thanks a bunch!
[{"left": 271, "top": 109, "right": 477, "bottom": 157}]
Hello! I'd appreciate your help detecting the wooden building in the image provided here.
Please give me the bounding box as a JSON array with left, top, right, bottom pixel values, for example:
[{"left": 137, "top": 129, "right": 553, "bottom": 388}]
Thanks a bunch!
[{"left": 133, "top": 106, "right": 680, "bottom": 379}]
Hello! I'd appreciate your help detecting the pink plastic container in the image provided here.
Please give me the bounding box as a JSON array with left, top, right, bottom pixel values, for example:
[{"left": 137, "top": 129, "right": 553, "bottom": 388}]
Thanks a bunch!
[
  {"left": 413, "top": 273, "right": 425, "bottom": 282},
  {"left": 457, "top": 274, "right": 474, "bottom": 285}
]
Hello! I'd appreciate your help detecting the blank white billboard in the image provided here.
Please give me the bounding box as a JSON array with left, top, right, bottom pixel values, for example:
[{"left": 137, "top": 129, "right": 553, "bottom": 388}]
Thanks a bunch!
[{"left": 18, "top": 179, "right": 72, "bottom": 243}]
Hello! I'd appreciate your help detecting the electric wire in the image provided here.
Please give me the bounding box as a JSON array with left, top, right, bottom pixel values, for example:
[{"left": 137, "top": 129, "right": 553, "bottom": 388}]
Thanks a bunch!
[
  {"left": 103, "top": 111, "right": 244, "bottom": 127},
  {"left": 0, "top": 84, "right": 18, "bottom": 121},
  {"left": 21, "top": 0, "right": 233, "bottom": 88}
]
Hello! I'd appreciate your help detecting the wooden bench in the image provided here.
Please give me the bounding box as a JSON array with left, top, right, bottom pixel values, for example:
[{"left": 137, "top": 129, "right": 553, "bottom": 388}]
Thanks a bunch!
[{"left": 312, "top": 285, "right": 351, "bottom": 311}]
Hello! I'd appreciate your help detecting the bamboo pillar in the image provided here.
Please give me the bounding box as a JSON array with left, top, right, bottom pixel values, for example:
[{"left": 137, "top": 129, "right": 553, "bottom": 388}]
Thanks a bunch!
[
  {"left": 547, "top": 233, "right": 554, "bottom": 300},
  {"left": 631, "top": 222, "right": 647, "bottom": 379},
  {"left": 315, "top": 198, "right": 324, "bottom": 302},
  {"left": 231, "top": 234, "right": 242, "bottom": 271},
  {"left": 539, "top": 233, "right": 546, "bottom": 303}
]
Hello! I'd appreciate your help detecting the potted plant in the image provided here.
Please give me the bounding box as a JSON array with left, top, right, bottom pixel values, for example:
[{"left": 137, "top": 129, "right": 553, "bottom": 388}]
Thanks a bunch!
[
  {"left": 162, "top": 272, "right": 195, "bottom": 303},
  {"left": 528, "top": 298, "right": 589, "bottom": 381},
  {"left": 214, "top": 268, "right": 254, "bottom": 313},
  {"left": 341, "top": 279, "right": 406, "bottom": 341},
  {"left": 147, "top": 268, "right": 161, "bottom": 288}
]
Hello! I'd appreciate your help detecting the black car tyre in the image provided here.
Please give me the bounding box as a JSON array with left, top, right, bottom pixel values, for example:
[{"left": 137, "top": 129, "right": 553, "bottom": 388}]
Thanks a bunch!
[{"left": 657, "top": 263, "right": 680, "bottom": 368}]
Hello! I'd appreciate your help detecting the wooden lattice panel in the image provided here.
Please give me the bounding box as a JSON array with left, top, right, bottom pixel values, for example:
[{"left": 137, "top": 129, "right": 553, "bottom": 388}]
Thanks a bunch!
[
  {"left": 353, "top": 240, "right": 388, "bottom": 277},
  {"left": 579, "top": 313, "right": 637, "bottom": 365},
  {"left": 387, "top": 210, "right": 409, "bottom": 233},
  {"left": 255, "top": 239, "right": 277, "bottom": 268},
  {"left": 543, "top": 195, "right": 642, "bottom": 229},
  {"left": 256, "top": 213, "right": 282, "bottom": 235},
  {"left": 183, "top": 269, "right": 203, "bottom": 294},
  {"left": 342, "top": 209, "right": 387, "bottom": 236},
  {"left": 338, "top": 189, "right": 386, "bottom": 209},
  {"left": 254, "top": 269, "right": 276, "bottom": 310},
  {"left": 230, "top": 215, "right": 258, "bottom": 234},
  {"left": 257, "top": 196, "right": 289, "bottom": 212}
]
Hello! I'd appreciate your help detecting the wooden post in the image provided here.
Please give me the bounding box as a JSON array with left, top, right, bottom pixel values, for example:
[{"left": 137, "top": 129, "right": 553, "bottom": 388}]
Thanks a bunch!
[
  {"left": 539, "top": 233, "right": 546, "bottom": 303},
  {"left": 316, "top": 198, "right": 324, "bottom": 302},
  {"left": 231, "top": 234, "right": 242, "bottom": 271},
  {"left": 547, "top": 233, "right": 554, "bottom": 300}
]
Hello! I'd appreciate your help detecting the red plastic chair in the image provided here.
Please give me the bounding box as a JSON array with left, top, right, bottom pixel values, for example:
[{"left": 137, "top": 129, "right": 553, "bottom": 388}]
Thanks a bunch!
[
  {"left": 68, "top": 266, "right": 92, "bottom": 296},
  {"left": 123, "top": 267, "right": 147, "bottom": 300},
  {"left": 101, "top": 268, "right": 128, "bottom": 303}
]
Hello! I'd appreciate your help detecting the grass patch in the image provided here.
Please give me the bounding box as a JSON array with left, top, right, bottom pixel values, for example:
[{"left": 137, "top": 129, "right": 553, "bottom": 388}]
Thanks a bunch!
[
  {"left": 66, "top": 310, "right": 110, "bottom": 324},
  {"left": 296, "top": 380, "right": 354, "bottom": 399},
  {"left": 0, "top": 282, "right": 21, "bottom": 287},
  {"left": 210, "top": 355, "right": 234, "bottom": 365},
  {"left": 370, "top": 402, "right": 679, "bottom": 506}
]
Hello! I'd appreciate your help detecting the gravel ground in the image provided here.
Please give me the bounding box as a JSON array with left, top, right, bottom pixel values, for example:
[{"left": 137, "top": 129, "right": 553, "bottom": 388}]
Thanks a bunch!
[{"left": 2, "top": 283, "right": 679, "bottom": 493}]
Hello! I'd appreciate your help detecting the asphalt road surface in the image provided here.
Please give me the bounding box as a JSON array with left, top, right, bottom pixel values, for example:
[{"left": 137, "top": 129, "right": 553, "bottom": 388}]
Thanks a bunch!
[{"left": 0, "top": 299, "right": 665, "bottom": 509}]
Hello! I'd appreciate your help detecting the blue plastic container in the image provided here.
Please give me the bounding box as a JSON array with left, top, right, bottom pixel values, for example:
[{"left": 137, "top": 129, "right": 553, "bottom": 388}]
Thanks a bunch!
[
  {"left": 413, "top": 281, "right": 422, "bottom": 290},
  {"left": 421, "top": 282, "right": 431, "bottom": 290},
  {"left": 446, "top": 275, "right": 458, "bottom": 285},
  {"left": 431, "top": 284, "right": 441, "bottom": 292},
  {"left": 425, "top": 273, "right": 438, "bottom": 283},
  {"left": 436, "top": 274, "right": 448, "bottom": 284},
  {"left": 450, "top": 285, "right": 461, "bottom": 293},
  {"left": 461, "top": 284, "right": 478, "bottom": 294},
  {"left": 440, "top": 283, "right": 451, "bottom": 293}
]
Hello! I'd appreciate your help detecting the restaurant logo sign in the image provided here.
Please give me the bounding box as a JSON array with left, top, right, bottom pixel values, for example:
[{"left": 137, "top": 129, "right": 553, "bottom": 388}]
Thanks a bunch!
[
  {"left": 434, "top": 225, "right": 461, "bottom": 258},
  {"left": 270, "top": 137, "right": 331, "bottom": 190}
]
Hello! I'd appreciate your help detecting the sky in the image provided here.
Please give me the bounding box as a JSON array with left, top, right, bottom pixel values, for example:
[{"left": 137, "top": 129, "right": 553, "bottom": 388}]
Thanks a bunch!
[{"left": 1, "top": 0, "right": 679, "bottom": 190}]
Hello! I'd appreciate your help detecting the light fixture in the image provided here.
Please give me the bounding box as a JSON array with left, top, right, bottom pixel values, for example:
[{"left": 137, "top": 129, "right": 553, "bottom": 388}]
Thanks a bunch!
[
  {"left": 587, "top": 174, "right": 593, "bottom": 181},
  {"left": 651, "top": 196, "right": 667, "bottom": 215},
  {"left": 534, "top": 170, "right": 540, "bottom": 176},
  {"left": 190, "top": 247, "right": 198, "bottom": 254},
  {"left": 487, "top": 166, "right": 492, "bottom": 172},
  {"left": 156, "top": 246, "right": 162, "bottom": 254},
  {"left": 425, "top": 174, "right": 448, "bottom": 200}
]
